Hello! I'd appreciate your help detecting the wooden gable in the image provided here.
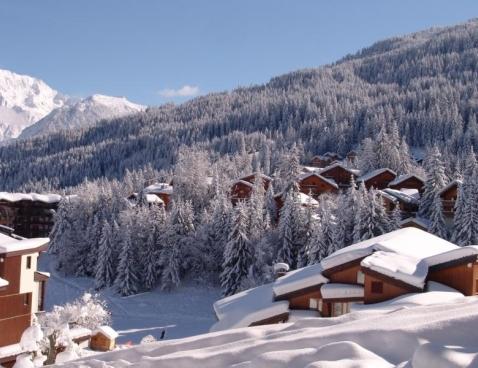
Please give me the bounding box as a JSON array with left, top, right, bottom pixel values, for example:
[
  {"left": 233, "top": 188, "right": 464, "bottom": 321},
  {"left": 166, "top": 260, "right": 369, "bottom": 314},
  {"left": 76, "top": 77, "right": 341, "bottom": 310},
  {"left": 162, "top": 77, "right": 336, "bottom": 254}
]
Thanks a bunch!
[
  {"left": 428, "top": 258, "right": 478, "bottom": 296},
  {"left": 360, "top": 169, "right": 397, "bottom": 190},
  {"left": 320, "top": 165, "right": 357, "bottom": 188},
  {"left": 299, "top": 174, "right": 338, "bottom": 198},
  {"left": 388, "top": 175, "right": 424, "bottom": 193}
]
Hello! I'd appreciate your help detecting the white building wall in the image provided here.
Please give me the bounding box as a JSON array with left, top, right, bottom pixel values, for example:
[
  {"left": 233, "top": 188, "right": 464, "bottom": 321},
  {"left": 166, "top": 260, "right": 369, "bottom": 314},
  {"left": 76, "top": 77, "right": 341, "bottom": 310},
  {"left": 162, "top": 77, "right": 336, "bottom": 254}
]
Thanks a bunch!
[{"left": 18, "top": 252, "right": 40, "bottom": 313}]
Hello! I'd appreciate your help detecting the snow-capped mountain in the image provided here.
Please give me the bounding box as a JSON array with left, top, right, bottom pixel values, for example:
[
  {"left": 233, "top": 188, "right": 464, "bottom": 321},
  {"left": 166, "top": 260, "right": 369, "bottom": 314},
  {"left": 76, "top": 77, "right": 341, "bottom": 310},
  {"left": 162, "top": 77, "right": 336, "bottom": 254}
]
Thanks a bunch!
[
  {"left": 0, "top": 69, "right": 67, "bottom": 140},
  {"left": 19, "top": 94, "right": 145, "bottom": 139}
]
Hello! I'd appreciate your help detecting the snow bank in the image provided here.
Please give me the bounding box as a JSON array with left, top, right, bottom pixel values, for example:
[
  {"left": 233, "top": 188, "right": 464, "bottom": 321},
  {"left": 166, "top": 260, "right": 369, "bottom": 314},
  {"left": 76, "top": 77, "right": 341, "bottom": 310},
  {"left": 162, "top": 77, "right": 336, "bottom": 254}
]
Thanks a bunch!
[
  {"left": 211, "top": 284, "right": 289, "bottom": 332},
  {"left": 361, "top": 251, "right": 428, "bottom": 289},
  {"left": 272, "top": 263, "right": 328, "bottom": 298},
  {"left": 321, "top": 283, "right": 364, "bottom": 299},
  {"left": 52, "top": 297, "right": 478, "bottom": 368}
]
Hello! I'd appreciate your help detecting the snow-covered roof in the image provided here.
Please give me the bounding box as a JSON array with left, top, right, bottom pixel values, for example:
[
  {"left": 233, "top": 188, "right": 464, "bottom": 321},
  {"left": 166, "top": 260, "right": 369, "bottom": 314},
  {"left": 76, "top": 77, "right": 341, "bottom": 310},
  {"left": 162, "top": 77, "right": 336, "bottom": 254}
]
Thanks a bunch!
[
  {"left": 361, "top": 251, "right": 428, "bottom": 289},
  {"left": 0, "top": 236, "right": 49, "bottom": 255},
  {"left": 211, "top": 283, "right": 289, "bottom": 332},
  {"left": 439, "top": 179, "right": 462, "bottom": 196},
  {"left": 145, "top": 194, "right": 164, "bottom": 204},
  {"left": 400, "top": 217, "right": 430, "bottom": 230},
  {"left": 321, "top": 228, "right": 459, "bottom": 271},
  {"left": 273, "top": 263, "right": 328, "bottom": 298},
  {"left": 301, "top": 166, "right": 322, "bottom": 173},
  {"left": 321, "top": 283, "right": 364, "bottom": 299},
  {"left": 0, "top": 277, "right": 9, "bottom": 288},
  {"left": 381, "top": 188, "right": 420, "bottom": 204},
  {"left": 388, "top": 174, "right": 424, "bottom": 187},
  {"left": 239, "top": 172, "right": 272, "bottom": 182},
  {"left": 0, "top": 192, "right": 62, "bottom": 204},
  {"left": 298, "top": 172, "right": 339, "bottom": 189},
  {"left": 297, "top": 192, "right": 319, "bottom": 206},
  {"left": 319, "top": 162, "right": 361, "bottom": 176},
  {"left": 233, "top": 179, "right": 254, "bottom": 188},
  {"left": 144, "top": 183, "right": 173, "bottom": 195},
  {"left": 357, "top": 168, "right": 396, "bottom": 183},
  {"left": 69, "top": 327, "right": 92, "bottom": 340},
  {"left": 94, "top": 325, "right": 119, "bottom": 339},
  {"left": 425, "top": 245, "right": 478, "bottom": 268},
  {"left": 273, "top": 263, "right": 290, "bottom": 273}
]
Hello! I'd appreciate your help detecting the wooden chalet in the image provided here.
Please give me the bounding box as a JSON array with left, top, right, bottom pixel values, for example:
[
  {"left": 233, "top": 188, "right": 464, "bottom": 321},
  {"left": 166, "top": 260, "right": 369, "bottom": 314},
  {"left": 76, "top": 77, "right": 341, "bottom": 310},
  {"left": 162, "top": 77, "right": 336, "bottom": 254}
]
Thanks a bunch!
[
  {"left": 439, "top": 180, "right": 462, "bottom": 220},
  {"left": 357, "top": 168, "right": 397, "bottom": 190},
  {"left": 0, "top": 193, "right": 62, "bottom": 239},
  {"left": 90, "top": 326, "right": 119, "bottom": 352},
  {"left": 273, "top": 192, "right": 319, "bottom": 219},
  {"left": 310, "top": 152, "right": 342, "bottom": 168},
  {"left": 297, "top": 172, "right": 339, "bottom": 198},
  {"left": 211, "top": 228, "right": 478, "bottom": 330},
  {"left": 388, "top": 174, "right": 425, "bottom": 193},
  {"left": 230, "top": 173, "right": 272, "bottom": 204},
  {"left": 143, "top": 183, "right": 173, "bottom": 208},
  {"left": 0, "top": 234, "right": 50, "bottom": 367},
  {"left": 378, "top": 188, "right": 419, "bottom": 217},
  {"left": 319, "top": 163, "right": 360, "bottom": 189}
]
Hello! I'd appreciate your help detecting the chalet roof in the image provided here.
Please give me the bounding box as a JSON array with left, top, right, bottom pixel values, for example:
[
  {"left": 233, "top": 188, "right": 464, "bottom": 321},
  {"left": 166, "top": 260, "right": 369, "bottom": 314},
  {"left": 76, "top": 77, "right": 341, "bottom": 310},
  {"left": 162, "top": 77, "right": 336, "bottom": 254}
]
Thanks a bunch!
[
  {"left": 425, "top": 245, "right": 478, "bottom": 268},
  {"left": 400, "top": 217, "right": 430, "bottom": 230},
  {"left": 274, "top": 192, "right": 320, "bottom": 206},
  {"left": 0, "top": 235, "right": 49, "bottom": 255},
  {"left": 273, "top": 263, "right": 328, "bottom": 298},
  {"left": 233, "top": 179, "right": 254, "bottom": 188},
  {"left": 381, "top": 188, "right": 420, "bottom": 204},
  {"left": 319, "top": 162, "right": 361, "bottom": 177},
  {"left": 239, "top": 172, "right": 272, "bottom": 182},
  {"left": 321, "top": 283, "right": 364, "bottom": 300},
  {"left": 0, "top": 192, "right": 62, "bottom": 204},
  {"left": 361, "top": 251, "right": 428, "bottom": 289},
  {"left": 145, "top": 194, "right": 164, "bottom": 204},
  {"left": 94, "top": 326, "right": 119, "bottom": 340},
  {"left": 301, "top": 166, "right": 322, "bottom": 173},
  {"left": 388, "top": 174, "right": 424, "bottom": 187},
  {"left": 211, "top": 283, "right": 289, "bottom": 332},
  {"left": 298, "top": 172, "right": 339, "bottom": 189},
  {"left": 357, "top": 168, "right": 397, "bottom": 183},
  {"left": 144, "top": 183, "right": 173, "bottom": 195},
  {"left": 0, "top": 343, "right": 22, "bottom": 360},
  {"left": 321, "top": 228, "right": 458, "bottom": 272},
  {"left": 439, "top": 179, "right": 463, "bottom": 197}
]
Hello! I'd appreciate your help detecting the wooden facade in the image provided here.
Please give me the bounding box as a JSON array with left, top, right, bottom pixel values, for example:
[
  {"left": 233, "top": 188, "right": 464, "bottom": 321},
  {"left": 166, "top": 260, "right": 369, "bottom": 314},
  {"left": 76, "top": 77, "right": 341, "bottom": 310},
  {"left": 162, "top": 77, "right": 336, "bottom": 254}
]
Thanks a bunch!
[
  {"left": 440, "top": 180, "right": 461, "bottom": 219},
  {"left": 230, "top": 174, "right": 271, "bottom": 204},
  {"left": 362, "top": 268, "right": 420, "bottom": 304},
  {"left": 319, "top": 164, "right": 358, "bottom": 189},
  {"left": 0, "top": 200, "right": 58, "bottom": 238},
  {"left": 428, "top": 258, "right": 478, "bottom": 296},
  {"left": 90, "top": 333, "right": 115, "bottom": 352},
  {"left": 298, "top": 174, "right": 338, "bottom": 198},
  {"left": 388, "top": 175, "right": 425, "bottom": 193},
  {"left": 358, "top": 169, "right": 397, "bottom": 190}
]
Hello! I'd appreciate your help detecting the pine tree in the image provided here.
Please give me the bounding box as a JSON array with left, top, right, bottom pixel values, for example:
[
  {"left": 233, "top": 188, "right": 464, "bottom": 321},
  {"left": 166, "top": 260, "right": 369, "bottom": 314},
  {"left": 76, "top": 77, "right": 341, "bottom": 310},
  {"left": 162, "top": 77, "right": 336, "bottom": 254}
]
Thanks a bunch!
[
  {"left": 220, "top": 202, "right": 254, "bottom": 296},
  {"left": 94, "top": 220, "right": 116, "bottom": 289},
  {"left": 354, "top": 186, "right": 389, "bottom": 242},
  {"left": 388, "top": 205, "right": 402, "bottom": 232},
  {"left": 429, "top": 193, "right": 448, "bottom": 239},
  {"left": 143, "top": 232, "right": 158, "bottom": 290},
  {"left": 115, "top": 232, "right": 140, "bottom": 296},
  {"left": 159, "top": 242, "right": 181, "bottom": 291},
  {"left": 419, "top": 146, "right": 447, "bottom": 218}
]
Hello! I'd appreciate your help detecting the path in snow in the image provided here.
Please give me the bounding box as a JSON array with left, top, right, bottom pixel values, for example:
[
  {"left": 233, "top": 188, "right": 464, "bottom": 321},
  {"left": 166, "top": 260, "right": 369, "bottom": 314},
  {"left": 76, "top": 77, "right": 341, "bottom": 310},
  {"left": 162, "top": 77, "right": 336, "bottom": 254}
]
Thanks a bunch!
[{"left": 39, "top": 254, "right": 221, "bottom": 344}]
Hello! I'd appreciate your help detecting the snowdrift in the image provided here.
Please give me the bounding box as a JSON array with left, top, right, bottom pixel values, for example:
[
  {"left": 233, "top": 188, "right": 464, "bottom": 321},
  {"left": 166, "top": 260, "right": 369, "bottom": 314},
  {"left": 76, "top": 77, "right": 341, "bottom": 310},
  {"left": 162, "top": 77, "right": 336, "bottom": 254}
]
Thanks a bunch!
[{"left": 52, "top": 296, "right": 478, "bottom": 367}]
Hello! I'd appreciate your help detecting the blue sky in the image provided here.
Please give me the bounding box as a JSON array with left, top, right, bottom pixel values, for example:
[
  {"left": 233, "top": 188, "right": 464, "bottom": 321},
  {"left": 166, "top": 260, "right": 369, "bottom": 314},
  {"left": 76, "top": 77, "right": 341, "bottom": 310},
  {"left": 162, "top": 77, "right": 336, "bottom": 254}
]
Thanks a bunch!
[{"left": 1, "top": 0, "right": 477, "bottom": 106}]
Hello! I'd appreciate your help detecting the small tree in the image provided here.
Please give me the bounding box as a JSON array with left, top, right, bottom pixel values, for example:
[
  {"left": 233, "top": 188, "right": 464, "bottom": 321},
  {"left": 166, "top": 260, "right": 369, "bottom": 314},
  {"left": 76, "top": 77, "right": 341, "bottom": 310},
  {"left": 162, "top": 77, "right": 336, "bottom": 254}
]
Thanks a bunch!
[{"left": 39, "top": 293, "right": 110, "bottom": 365}]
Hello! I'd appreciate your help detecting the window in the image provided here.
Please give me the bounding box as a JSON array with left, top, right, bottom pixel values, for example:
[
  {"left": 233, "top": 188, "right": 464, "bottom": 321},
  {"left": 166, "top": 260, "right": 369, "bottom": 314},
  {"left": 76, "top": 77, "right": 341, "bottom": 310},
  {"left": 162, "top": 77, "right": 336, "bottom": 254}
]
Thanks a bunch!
[
  {"left": 371, "top": 281, "right": 383, "bottom": 294},
  {"left": 475, "top": 279, "right": 478, "bottom": 294},
  {"left": 332, "top": 302, "right": 351, "bottom": 317},
  {"left": 309, "top": 298, "right": 318, "bottom": 310},
  {"left": 357, "top": 271, "right": 365, "bottom": 285},
  {"left": 23, "top": 293, "right": 30, "bottom": 306},
  {"left": 318, "top": 299, "right": 323, "bottom": 312},
  {"left": 26, "top": 256, "right": 32, "bottom": 269}
]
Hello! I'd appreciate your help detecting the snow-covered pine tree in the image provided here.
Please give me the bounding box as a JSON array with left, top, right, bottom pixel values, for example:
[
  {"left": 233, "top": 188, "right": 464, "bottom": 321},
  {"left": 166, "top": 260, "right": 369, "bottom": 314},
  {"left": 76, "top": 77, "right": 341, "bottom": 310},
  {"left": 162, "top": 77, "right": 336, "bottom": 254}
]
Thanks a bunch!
[
  {"left": 452, "top": 150, "right": 478, "bottom": 245},
  {"left": 265, "top": 185, "right": 277, "bottom": 225},
  {"left": 115, "top": 232, "right": 140, "bottom": 296},
  {"left": 94, "top": 220, "right": 116, "bottom": 289},
  {"left": 419, "top": 146, "right": 447, "bottom": 218},
  {"left": 220, "top": 202, "right": 254, "bottom": 296},
  {"left": 158, "top": 242, "right": 181, "bottom": 291},
  {"left": 388, "top": 205, "right": 402, "bottom": 232},
  {"left": 429, "top": 193, "right": 448, "bottom": 239},
  {"left": 353, "top": 186, "right": 389, "bottom": 242}
]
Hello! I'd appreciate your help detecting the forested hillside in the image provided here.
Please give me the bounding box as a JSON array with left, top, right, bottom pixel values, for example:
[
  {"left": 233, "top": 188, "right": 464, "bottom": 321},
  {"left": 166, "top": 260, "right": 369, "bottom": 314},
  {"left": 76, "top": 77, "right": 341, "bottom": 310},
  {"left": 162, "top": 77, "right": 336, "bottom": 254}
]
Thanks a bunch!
[{"left": 2, "top": 19, "right": 478, "bottom": 189}]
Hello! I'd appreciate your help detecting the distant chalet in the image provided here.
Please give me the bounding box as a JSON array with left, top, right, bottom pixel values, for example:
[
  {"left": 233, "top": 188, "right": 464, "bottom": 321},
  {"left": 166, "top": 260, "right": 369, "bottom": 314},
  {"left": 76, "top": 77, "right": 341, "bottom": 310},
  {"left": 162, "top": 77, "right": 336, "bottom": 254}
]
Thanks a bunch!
[
  {"left": 211, "top": 228, "right": 478, "bottom": 331},
  {"left": 0, "top": 193, "right": 62, "bottom": 238}
]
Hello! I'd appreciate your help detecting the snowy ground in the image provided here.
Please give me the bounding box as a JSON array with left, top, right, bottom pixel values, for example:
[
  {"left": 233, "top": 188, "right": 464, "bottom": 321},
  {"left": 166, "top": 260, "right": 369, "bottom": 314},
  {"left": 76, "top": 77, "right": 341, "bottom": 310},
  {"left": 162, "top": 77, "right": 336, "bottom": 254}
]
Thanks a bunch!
[
  {"left": 52, "top": 295, "right": 478, "bottom": 368},
  {"left": 38, "top": 254, "right": 221, "bottom": 344}
]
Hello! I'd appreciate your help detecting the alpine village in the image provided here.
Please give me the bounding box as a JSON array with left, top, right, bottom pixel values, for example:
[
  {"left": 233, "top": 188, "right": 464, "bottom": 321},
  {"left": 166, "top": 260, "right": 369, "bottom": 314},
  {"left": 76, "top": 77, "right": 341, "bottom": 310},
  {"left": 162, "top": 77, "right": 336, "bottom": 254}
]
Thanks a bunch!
[{"left": 1, "top": 5, "right": 478, "bottom": 368}]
